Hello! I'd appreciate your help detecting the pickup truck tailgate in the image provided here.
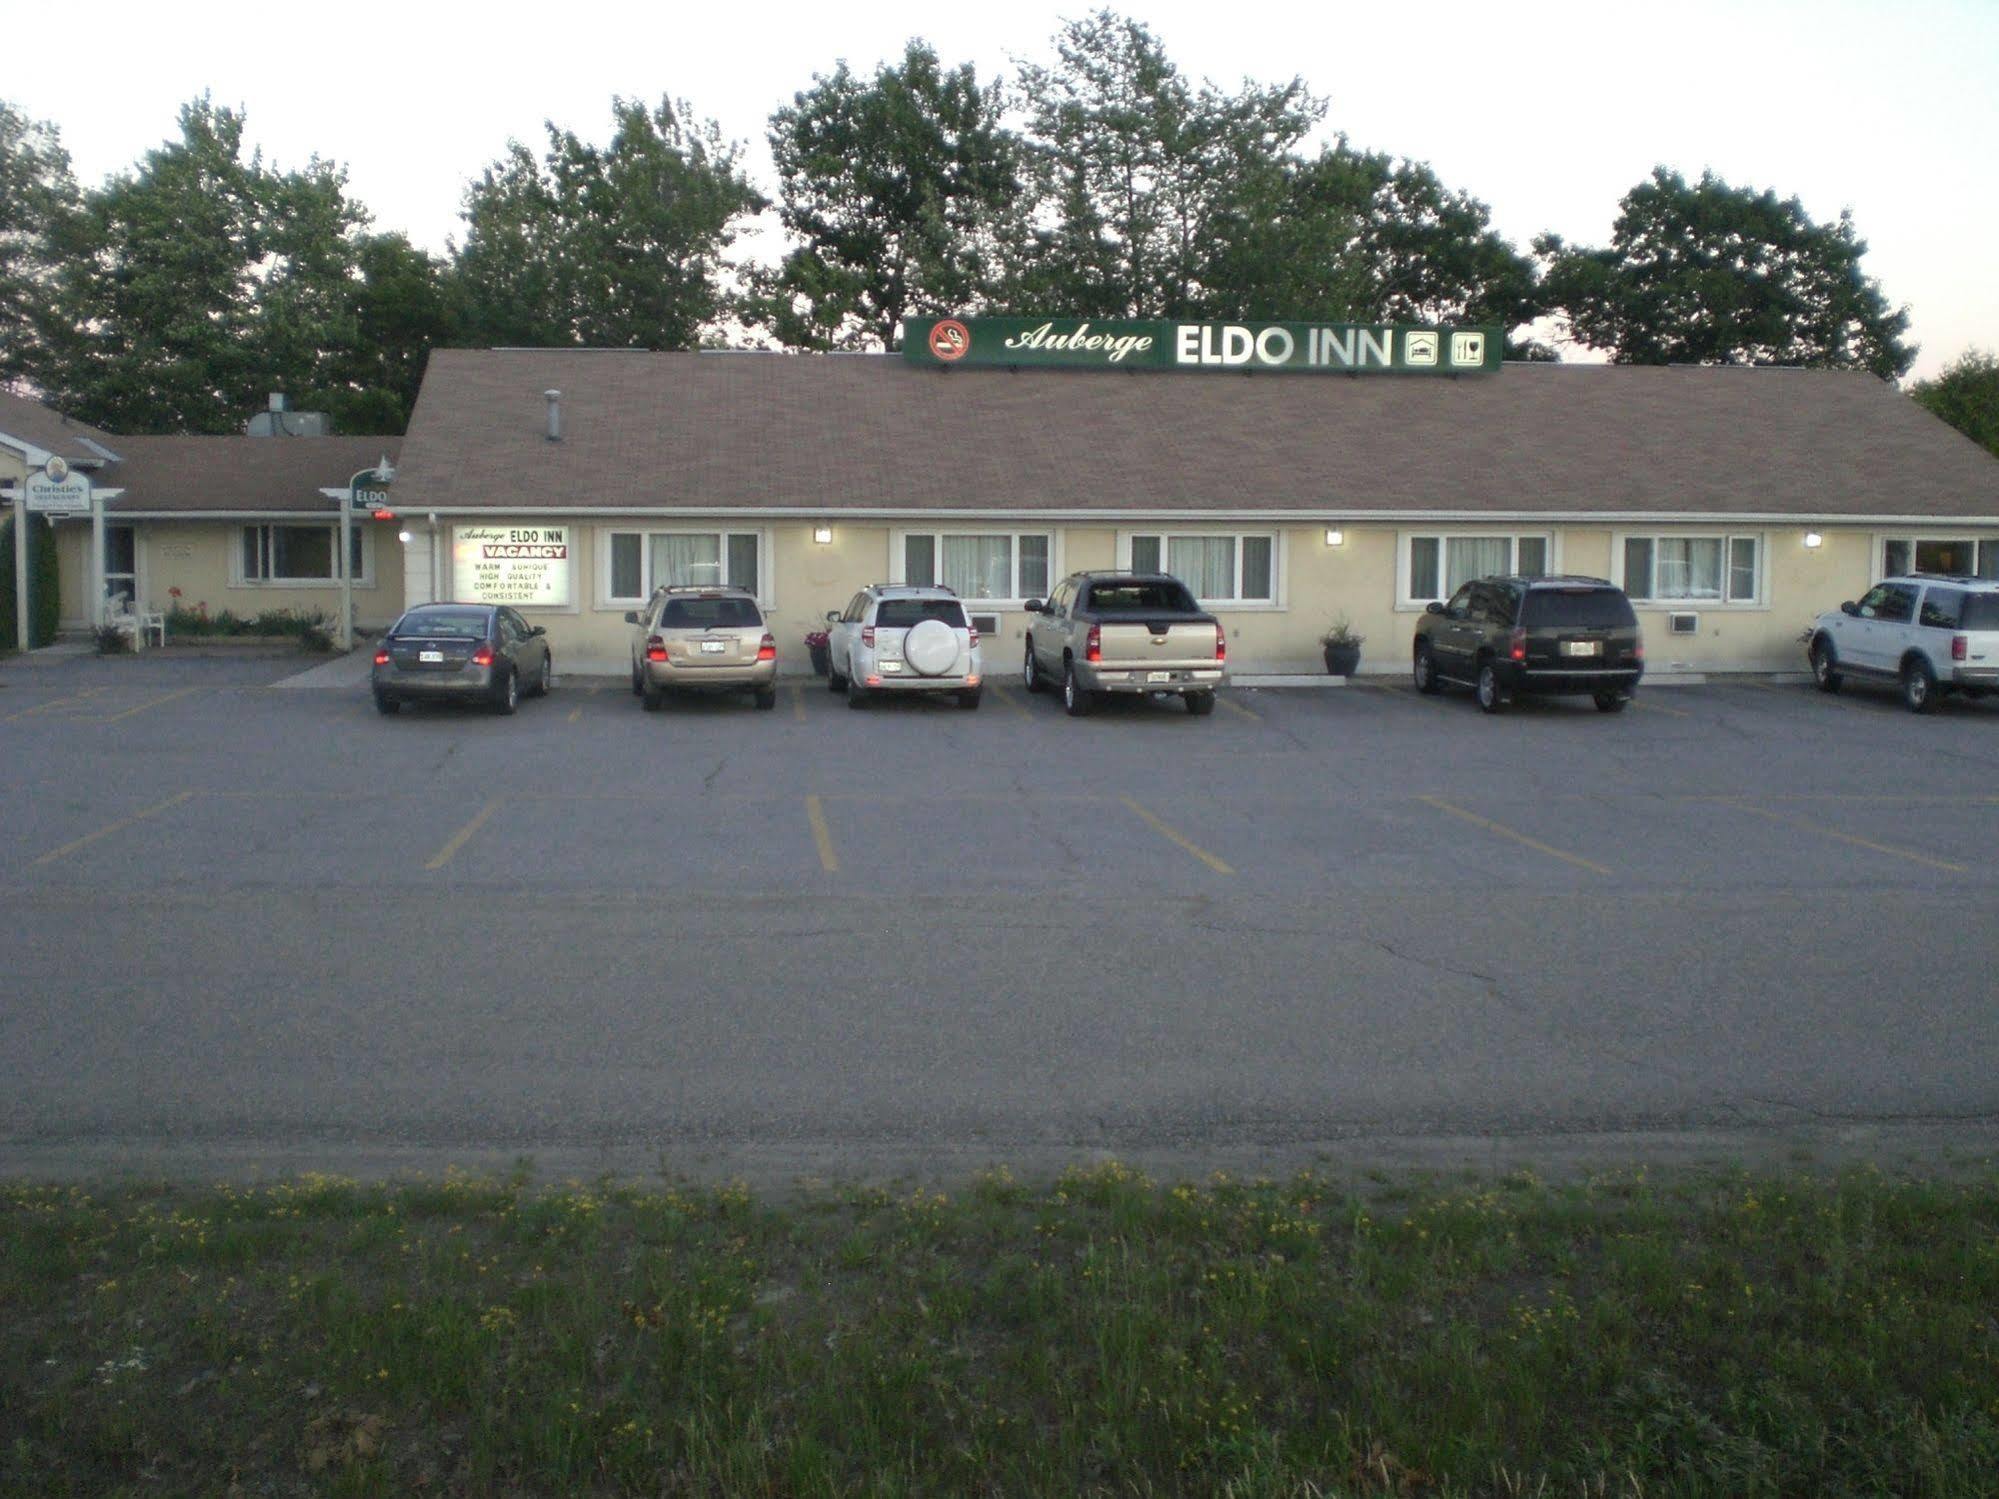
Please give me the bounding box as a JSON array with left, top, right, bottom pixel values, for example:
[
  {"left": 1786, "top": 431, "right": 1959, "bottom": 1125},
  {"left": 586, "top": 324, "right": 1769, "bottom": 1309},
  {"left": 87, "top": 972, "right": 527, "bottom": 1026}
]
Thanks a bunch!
[{"left": 1096, "top": 620, "right": 1220, "bottom": 666}]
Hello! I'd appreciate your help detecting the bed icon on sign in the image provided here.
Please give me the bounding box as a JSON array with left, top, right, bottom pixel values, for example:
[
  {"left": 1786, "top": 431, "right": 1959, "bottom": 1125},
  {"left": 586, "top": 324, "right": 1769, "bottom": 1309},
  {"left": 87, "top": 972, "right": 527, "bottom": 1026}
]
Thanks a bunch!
[
  {"left": 1403, "top": 331, "right": 1438, "bottom": 366},
  {"left": 1451, "top": 331, "right": 1486, "bottom": 367}
]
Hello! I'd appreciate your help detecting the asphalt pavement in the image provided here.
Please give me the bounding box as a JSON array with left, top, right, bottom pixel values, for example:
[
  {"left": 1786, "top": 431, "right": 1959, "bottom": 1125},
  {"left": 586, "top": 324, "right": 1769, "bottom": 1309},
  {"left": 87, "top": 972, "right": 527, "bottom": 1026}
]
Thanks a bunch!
[{"left": 3, "top": 650, "right": 1997, "bottom": 1184}]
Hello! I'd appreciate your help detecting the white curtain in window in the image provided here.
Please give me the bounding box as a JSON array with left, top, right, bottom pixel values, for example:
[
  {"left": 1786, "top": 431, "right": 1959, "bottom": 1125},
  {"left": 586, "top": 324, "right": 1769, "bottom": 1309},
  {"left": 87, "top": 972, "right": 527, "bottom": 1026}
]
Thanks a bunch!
[
  {"left": 1658, "top": 538, "right": 1723, "bottom": 599},
  {"left": 651, "top": 534, "right": 721, "bottom": 587},
  {"left": 943, "top": 535, "right": 1011, "bottom": 598},
  {"left": 1444, "top": 537, "right": 1509, "bottom": 593},
  {"left": 1169, "top": 536, "right": 1236, "bottom": 599}
]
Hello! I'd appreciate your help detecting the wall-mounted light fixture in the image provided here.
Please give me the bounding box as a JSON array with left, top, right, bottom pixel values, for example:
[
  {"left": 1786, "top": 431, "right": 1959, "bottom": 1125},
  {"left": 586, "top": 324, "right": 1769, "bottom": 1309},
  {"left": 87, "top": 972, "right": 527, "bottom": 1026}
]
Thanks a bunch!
[
  {"left": 1803, "top": 531, "right": 1824, "bottom": 549},
  {"left": 812, "top": 525, "right": 834, "bottom": 545},
  {"left": 1324, "top": 528, "right": 1346, "bottom": 548},
  {"left": 397, "top": 529, "right": 413, "bottom": 545}
]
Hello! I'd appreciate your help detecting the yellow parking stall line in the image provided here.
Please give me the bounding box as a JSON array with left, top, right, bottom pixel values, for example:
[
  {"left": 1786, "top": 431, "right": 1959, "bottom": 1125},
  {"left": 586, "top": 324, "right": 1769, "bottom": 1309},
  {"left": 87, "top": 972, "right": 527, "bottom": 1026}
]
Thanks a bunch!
[
  {"left": 566, "top": 687, "right": 597, "bottom": 724},
  {"left": 790, "top": 684, "right": 807, "bottom": 722},
  {"left": 805, "top": 794, "right": 839, "bottom": 873},
  {"left": 1119, "top": 795, "right": 1234, "bottom": 876},
  {"left": 1633, "top": 697, "right": 1691, "bottom": 718},
  {"left": 92, "top": 686, "right": 202, "bottom": 724},
  {"left": 1418, "top": 795, "right": 1614, "bottom": 877},
  {"left": 2, "top": 685, "right": 112, "bottom": 722},
  {"left": 424, "top": 800, "right": 502, "bottom": 872},
  {"left": 1725, "top": 800, "right": 1970, "bottom": 874},
  {"left": 32, "top": 790, "right": 196, "bottom": 867},
  {"left": 1218, "top": 694, "right": 1259, "bottom": 721},
  {"left": 986, "top": 684, "right": 1032, "bottom": 718}
]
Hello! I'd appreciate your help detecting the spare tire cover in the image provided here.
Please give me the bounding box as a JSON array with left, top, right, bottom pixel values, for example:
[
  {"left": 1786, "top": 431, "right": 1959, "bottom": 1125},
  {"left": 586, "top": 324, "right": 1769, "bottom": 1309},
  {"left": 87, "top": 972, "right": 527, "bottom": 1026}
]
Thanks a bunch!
[{"left": 904, "top": 618, "right": 958, "bottom": 676}]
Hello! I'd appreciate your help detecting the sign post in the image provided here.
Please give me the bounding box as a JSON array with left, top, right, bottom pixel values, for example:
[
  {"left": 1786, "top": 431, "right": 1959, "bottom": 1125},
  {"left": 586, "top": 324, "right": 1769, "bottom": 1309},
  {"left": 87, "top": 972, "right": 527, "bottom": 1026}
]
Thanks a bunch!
[{"left": 343, "top": 458, "right": 395, "bottom": 651}]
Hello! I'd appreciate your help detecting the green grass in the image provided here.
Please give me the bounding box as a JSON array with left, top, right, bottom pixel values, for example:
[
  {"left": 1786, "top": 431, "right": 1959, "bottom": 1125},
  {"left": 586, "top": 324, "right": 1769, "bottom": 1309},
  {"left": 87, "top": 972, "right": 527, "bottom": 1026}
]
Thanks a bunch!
[{"left": 3, "top": 1163, "right": 1997, "bottom": 1495}]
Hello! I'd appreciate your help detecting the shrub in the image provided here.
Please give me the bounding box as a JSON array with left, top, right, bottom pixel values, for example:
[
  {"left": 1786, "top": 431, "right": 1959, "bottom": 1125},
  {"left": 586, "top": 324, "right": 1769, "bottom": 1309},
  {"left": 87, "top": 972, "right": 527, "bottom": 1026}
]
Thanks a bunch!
[{"left": 0, "top": 515, "right": 61, "bottom": 650}]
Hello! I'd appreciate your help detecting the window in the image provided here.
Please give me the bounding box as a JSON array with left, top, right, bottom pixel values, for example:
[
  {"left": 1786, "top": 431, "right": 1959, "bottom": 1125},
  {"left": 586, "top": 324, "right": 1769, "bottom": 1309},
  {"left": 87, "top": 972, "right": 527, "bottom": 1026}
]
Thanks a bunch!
[
  {"left": 1879, "top": 536, "right": 1999, "bottom": 579},
  {"left": 895, "top": 531, "right": 1051, "bottom": 601},
  {"left": 240, "top": 524, "right": 366, "bottom": 584},
  {"left": 603, "top": 530, "right": 763, "bottom": 602},
  {"left": 1125, "top": 531, "right": 1275, "bottom": 603},
  {"left": 1857, "top": 582, "right": 1917, "bottom": 623},
  {"left": 1919, "top": 588, "right": 1965, "bottom": 630},
  {"left": 1402, "top": 533, "right": 1550, "bottom": 604},
  {"left": 1620, "top": 534, "right": 1762, "bottom": 604}
]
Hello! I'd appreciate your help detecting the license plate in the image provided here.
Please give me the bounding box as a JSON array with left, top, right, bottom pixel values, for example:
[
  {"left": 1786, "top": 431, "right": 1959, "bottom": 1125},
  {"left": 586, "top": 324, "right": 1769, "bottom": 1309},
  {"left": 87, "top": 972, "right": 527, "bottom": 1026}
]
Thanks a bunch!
[
  {"left": 1561, "top": 640, "right": 1600, "bottom": 657},
  {"left": 700, "top": 640, "right": 726, "bottom": 654},
  {"left": 881, "top": 660, "right": 902, "bottom": 673},
  {"left": 1147, "top": 671, "right": 1171, "bottom": 683},
  {"left": 419, "top": 650, "right": 443, "bottom": 663}
]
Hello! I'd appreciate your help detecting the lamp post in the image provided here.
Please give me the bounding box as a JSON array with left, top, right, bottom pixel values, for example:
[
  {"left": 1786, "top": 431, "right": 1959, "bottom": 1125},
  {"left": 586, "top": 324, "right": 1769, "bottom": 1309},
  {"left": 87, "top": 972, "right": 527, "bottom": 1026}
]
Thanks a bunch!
[{"left": 343, "top": 456, "right": 395, "bottom": 651}]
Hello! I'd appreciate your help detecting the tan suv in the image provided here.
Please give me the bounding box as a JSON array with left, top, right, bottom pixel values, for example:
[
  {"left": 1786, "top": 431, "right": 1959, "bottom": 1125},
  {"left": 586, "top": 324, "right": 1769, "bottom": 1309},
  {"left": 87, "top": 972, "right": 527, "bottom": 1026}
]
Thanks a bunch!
[{"left": 626, "top": 586, "right": 778, "bottom": 711}]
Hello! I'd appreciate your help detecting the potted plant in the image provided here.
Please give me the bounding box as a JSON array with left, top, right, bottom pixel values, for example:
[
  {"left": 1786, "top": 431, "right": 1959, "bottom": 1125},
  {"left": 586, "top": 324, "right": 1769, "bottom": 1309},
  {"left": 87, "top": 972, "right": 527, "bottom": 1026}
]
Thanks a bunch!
[
  {"left": 804, "top": 629, "right": 831, "bottom": 677},
  {"left": 1321, "top": 617, "right": 1364, "bottom": 676}
]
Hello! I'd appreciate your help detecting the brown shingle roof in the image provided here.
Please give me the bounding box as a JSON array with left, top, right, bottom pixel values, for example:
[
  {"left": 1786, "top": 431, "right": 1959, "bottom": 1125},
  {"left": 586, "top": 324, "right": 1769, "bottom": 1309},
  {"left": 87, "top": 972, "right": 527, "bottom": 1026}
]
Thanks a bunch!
[
  {"left": 393, "top": 349, "right": 1999, "bottom": 520},
  {"left": 100, "top": 436, "right": 401, "bottom": 514},
  {"left": 0, "top": 390, "right": 120, "bottom": 466}
]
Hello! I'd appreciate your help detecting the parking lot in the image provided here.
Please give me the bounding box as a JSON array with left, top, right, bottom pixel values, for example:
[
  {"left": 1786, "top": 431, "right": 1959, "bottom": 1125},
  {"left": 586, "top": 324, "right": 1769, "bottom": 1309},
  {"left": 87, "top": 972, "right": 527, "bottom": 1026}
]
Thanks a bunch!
[{"left": 3, "top": 653, "right": 1998, "bottom": 1181}]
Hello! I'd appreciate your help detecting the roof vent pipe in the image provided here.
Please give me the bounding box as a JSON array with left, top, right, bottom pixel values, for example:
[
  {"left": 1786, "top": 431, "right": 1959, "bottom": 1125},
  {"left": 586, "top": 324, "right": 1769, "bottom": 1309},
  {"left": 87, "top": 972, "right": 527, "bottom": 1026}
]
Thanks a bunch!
[{"left": 544, "top": 390, "right": 562, "bottom": 442}]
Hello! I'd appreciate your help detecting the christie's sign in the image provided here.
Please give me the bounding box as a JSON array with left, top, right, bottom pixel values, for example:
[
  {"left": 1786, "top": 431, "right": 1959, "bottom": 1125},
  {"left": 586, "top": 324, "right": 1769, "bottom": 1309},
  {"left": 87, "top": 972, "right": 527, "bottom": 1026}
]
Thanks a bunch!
[{"left": 902, "top": 316, "right": 1502, "bottom": 375}]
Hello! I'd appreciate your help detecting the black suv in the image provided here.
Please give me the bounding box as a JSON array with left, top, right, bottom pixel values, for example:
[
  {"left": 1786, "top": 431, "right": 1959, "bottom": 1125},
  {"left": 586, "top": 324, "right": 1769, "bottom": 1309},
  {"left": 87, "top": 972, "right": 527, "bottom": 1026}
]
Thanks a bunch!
[{"left": 1412, "top": 575, "right": 1643, "bottom": 713}]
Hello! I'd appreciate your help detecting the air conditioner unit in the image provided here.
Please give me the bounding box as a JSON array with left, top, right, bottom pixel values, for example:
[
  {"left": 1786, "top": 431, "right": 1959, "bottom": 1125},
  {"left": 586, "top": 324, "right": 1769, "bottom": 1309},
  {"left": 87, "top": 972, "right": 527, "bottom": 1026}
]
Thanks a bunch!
[
  {"left": 970, "top": 613, "right": 1001, "bottom": 635},
  {"left": 1667, "top": 612, "right": 1699, "bottom": 635}
]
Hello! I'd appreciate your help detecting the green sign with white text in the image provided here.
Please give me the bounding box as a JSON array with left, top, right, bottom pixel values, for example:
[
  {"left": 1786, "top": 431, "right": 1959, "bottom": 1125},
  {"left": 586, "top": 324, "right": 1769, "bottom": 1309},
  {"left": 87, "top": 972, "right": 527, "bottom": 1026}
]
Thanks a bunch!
[{"left": 902, "top": 316, "right": 1504, "bottom": 375}]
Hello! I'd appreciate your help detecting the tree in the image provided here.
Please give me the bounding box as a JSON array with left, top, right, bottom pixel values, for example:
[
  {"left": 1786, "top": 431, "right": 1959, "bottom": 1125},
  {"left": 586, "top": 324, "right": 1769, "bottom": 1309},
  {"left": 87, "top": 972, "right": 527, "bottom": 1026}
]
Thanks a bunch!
[
  {"left": 761, "top": 42, "right": 1021, "bottom": 350},
  {"left": 0, "top": 100, "right": 81, "bottom": 393},
  {"left": 1910, "top": 350, "right": 1999, "bottom": 460},
  {"left": 1537, "top": 167, "right": 1914, "bottom": 377},
  {"left": 1010, "top": 10, "right": 1323, "bottom": 319},
  {"left": 454, "top": 97, "right": 763, "bottom": 349}
]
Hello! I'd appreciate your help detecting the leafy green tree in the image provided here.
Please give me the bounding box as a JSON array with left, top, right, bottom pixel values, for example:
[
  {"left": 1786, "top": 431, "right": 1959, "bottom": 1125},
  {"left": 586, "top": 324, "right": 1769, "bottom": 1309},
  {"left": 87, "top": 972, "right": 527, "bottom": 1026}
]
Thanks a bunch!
[
  {"left": 1010, "top": 10, "right": 1323, "bottom": 318},
  {"left": 0, "top": 100, "right": 81, "bottom": 393},
  {"left": 1910, "top": 350, "right": 1999, "bottom": 459},
  {"left": 1537, "top": 167, "right": 1914, "bottom": 377},
  {"left": 455, "top": 97, "right": 763, "bottom": 349},
  {"left": 324, "top": 234, "right": 458, "bottom": 433},
  {"left": 0, "top": 513, "right": 60, "bottom": 649},
  {"left": 761, "top": 42, "right": 1020, "bottom": 350}
]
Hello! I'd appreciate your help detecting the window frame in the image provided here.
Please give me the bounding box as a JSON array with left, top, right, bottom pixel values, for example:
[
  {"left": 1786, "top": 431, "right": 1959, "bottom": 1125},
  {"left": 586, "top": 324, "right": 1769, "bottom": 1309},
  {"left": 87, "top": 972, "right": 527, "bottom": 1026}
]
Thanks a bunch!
[
  {"left": 1395, "top": 530, "right": 1556, "bottom": 610},
  {"left": 1117, "top": 528, "right": 1282, "bottom": 608},
  {"left": 889, "top": 527, "right": 1058, "bottom": 606},
  {"left": 598, "top": 527, "right": 769, "bottom": 608},
  {"left": 1613, "top": 530, "right": 1767, "bottom": 608},
  {"left": 234, "top": 522, "right": 372, "bottom": 588},
  {"left": 1874, "top": 533, "right": 1999, "bottom": 581}
]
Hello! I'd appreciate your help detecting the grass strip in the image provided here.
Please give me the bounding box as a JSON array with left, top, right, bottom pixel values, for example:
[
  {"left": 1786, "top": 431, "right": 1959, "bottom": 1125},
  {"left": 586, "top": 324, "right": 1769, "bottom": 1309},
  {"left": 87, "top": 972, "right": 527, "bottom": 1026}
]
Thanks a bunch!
[{"left": 3, "top": 1162, "right": 1997, "bottom": 1495}]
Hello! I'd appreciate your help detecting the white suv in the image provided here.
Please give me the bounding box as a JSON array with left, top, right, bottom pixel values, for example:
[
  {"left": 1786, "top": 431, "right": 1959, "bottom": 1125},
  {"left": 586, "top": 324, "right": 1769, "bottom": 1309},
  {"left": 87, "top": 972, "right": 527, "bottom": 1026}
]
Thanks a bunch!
[
  {"left": 1808, "top": 573, "right": 1999, "bottom": 713},
  {"left": 825, "top": 585, "right": 983, "bottom": 710}
]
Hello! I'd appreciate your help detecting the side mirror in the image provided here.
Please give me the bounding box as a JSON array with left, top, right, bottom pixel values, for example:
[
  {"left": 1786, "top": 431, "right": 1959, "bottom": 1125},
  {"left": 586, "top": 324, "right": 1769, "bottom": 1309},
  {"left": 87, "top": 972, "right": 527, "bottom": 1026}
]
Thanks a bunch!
[
  {"left": 530, "top": 625, "right": 546, "bottom": 637},
  {"left": 1023, "top": 599, "right": 1046, "bottom": 614},
  {"left": 825, "top": 610, "right": 839, "bottom": 623},
  {"left": 1425, "top": 601, "right": 1446, "bottom": 615},
  {"left": 1839, "top": 601, "right": 1858, "bottom": 617},
  {"left": 624, "top": 611, "right": 639, "bottom": 624}
]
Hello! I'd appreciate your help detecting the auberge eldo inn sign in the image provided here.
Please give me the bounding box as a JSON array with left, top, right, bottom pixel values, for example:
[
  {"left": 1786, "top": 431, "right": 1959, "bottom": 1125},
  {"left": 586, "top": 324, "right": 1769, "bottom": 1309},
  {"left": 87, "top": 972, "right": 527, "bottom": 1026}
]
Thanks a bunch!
[{"left": 902, "top": 316, "right": 1504, "bottom": 375}]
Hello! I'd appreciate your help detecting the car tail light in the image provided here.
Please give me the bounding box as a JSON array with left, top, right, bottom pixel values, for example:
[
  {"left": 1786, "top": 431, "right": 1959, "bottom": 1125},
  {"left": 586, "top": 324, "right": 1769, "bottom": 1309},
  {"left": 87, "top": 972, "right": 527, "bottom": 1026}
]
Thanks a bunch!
[
  {"left": 1215, "top": 626, "right": 1227, "bottom": 663},
  {"left": 1509, "top": 627, "right": 1527, "bottom": 663},
  {"left": 1953, "top": 634, "right": 1968, "bottom": 661},
  {"left": 757, "top": 633, "right": 777, "bottom": 662},
  {"left": 1086, "top": 624, "right": 1101, "bottom": 663},
  {"left": 968, "top": 624, "right": 980, "bottom": 648},
  {"left": 646, "top": 635, "right": 668, "bottom": 662},
  {"left": 373, "top": 645, "right": 390, "bottom": 666},
  {"left": 1632, "top": 637, "right": 1645, "bottom": 662},
  {"left": 862, "top": 625, "right": 875, "bottom": 648},
  {"left": 471, "top": 643, "right": 495, "bottom": 667}
]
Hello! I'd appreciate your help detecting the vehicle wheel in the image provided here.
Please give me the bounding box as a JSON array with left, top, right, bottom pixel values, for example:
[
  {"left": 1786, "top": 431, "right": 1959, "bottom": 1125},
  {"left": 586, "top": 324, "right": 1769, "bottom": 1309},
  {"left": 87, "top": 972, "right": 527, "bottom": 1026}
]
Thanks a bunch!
[
  {"left": 496, "top": 669, "right": 520, "bottom": 715},
  {"left": 958, "top": 690, "right": 982, "bottom": 711},
  {"left": 754, "top": 687, "right": 777, "bottom": 711},
  {"left": 373, "top": 692, "right": 400, "bottom": 715},
  {"left": 1062, "top": 661, "right": 1095, "bottom": 717},
  {"left": 1413, "top": 646, "right": 1441, "bottom": 695},
  {"left": 1593, "top": 692, "right": 1628, "bottom": 713},
  {"left": 1023, "top": 639, "right": 1045, "bottom": 694},
  {"left": 1475, "top": 662, "right": 1505, "bottom": 714},
  {"left": 1185, "top": 690, "right": 1216, "bottom": 716},
  {"left": 641, "top": 682, "right": 665, "bottom": 712},
  {"left": 828, "top": 661, "right": 848, "bottom": 692},
  {"left": 1901, "top": 655, "right": 1938, "bottom": 714},
  {"left": 1810, "top": 637, "right": 1843, "bottom": 693},
  {"left": 630, "top": 660, "right": 642, "bottom": 696},
  {"left": 536, "top": 654, "right": 554, "bottom": 697},
  {"left": 847, "top": 684, "right": 870, "bottom": 710}
]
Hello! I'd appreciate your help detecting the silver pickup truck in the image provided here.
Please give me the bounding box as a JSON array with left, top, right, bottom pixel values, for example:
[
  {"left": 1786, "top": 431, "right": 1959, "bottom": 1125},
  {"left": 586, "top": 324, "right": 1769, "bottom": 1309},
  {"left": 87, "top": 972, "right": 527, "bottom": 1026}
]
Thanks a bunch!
[{"left": 1022, "top": 571, "right": 1227, "bottom": 716}]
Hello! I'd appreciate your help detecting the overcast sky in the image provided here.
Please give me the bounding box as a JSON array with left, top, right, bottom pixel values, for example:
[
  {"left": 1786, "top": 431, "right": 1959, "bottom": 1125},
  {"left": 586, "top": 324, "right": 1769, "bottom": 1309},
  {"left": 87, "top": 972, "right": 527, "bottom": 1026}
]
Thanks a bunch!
[{"left": 12, "top": 0, "right": 1995, "bottom": 381}]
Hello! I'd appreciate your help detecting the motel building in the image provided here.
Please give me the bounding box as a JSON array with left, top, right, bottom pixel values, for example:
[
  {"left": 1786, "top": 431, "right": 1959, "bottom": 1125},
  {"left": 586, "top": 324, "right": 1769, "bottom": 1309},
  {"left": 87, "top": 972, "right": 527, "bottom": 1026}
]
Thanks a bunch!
[{"left": 7, "top": 317, "right": 1999, "bottom": 675}]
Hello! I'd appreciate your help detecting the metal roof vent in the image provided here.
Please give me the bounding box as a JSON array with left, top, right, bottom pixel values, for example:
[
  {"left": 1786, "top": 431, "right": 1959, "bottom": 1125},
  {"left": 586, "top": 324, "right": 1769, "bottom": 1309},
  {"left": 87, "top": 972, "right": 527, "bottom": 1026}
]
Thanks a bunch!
[{"left": 544, "top": 390, "right": 562, "bottom": 442}]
